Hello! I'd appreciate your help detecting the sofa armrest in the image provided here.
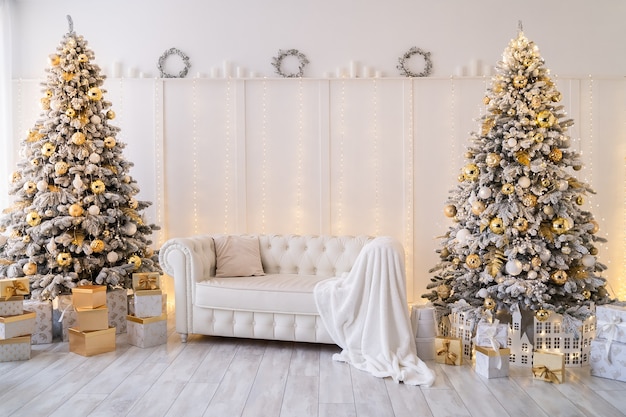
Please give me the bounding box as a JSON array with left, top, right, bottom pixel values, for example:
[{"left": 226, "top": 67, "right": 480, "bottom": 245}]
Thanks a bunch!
[{"left": 159, "top": 235, "right": 216, "bottom": 337}]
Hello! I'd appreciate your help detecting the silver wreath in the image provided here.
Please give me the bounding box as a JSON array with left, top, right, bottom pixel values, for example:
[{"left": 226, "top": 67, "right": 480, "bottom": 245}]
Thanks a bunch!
[
  {"left": 271, "top": 49, "right": 309, "bottom": 78},
  {"left": 158, "top": 48, "right": 191, "bottom": 78},
  {"left": 397, "top": 47, "right": 433, "bottom": 77}
]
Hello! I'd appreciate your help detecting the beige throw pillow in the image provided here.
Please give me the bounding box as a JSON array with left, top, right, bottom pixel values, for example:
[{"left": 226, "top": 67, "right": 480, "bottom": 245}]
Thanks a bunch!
[{"left": 213, "top": 235, "right": 265, "bottom": 277}]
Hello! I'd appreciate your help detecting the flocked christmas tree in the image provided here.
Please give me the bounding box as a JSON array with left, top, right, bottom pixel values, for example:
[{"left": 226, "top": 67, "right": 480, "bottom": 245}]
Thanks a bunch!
[
  {"left": 423, "top": 24, "right": 611, "bottom": 324},
  {"left": 0, "top": 16, "right": 160, "bottom": 300}
]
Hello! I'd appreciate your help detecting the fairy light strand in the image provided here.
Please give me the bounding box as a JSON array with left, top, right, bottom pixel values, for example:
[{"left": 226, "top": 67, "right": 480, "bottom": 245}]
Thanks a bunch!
[
  {"left": 153, "top": 79, "right": 165, "bottom": 246},
  {"left": 372, "top": 79, "right": 380, "bottom": 236},
  {"left": 191, "top": 79, "right": 199, "bottom": 234},
  {"left": 224, "top": 79, "right": 231, "bottom": 233},
  {"left": 337, "top": 79, "right": 346, "bottom": 234},
  {"left": 296, "top": 78, "right": 304, "bottom": 234},
  {"left": 261, "top": 79, "right": 268, "bottom": 233},
  {"left": 405, "top": 79, "right": 415, "bottom": 290}
]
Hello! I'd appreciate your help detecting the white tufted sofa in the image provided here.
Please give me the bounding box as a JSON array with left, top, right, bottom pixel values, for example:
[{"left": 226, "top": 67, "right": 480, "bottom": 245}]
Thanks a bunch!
[{"left": 159, "top": 234, "right": 374, "bottom": 343}]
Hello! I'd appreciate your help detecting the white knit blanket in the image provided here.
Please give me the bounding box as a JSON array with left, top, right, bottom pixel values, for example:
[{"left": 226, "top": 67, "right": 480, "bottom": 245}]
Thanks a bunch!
[{"left": 314, "top": 236, "right": 435, "bottom": 386}]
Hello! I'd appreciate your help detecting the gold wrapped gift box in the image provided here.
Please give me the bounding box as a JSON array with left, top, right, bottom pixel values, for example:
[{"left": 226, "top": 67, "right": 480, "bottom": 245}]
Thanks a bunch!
[
  {"left": 69, "top": 326, "right": 116, "bottom": 357},
  {"left": 0, "top": 311, "right": 36, "bottom": 339},
  {"left": 474, "top": 345, "right": 510, "bottom": 378},
  {"left": 76, "top": 305, "right": 109, "bottom": 331},
  {"left": 532, "top": 350, "right": 565, "bottom": 383},
  {"left": 71, "top": 285, "right": 106, "bottom": 309},
  {"left": 435, "top": 336, "right": 463, "bottom": 366},
  {"left": 132, "top": 272, "right": 161, "bottom": 291},
  {"left": 0, "top": 278, "right": 30, "bottom": 300}
]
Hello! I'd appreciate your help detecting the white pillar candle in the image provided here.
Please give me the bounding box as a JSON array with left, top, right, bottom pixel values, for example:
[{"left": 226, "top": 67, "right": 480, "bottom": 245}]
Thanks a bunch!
[
  {"left": 361, "top": 66, "right": 371, "bottom": 78},
  {"left": 374, "top": 71, "right": 383, "bottom": 78},
  {"left": 223, "top": 61, "right": 232, "bottom": 78},
  {"left": 323, "top": 72, "right": 333, "bottom": 78},
  {"left": 336, "top": 67, "right": 347, "bottom": 78},
  {"left": 127, "top": 67, "right": 138, "bottom": 78},
  {"left": 349, "top": 60, "right": 359, "bottom": 78},
  {"left": 112, "top": 61, "right": 122, "bottom": 78},
  {"left": 483, "top": 63, "right": 493, "bottom": 76},
  {"left": 210, "top": 67, "right": 220, "bottom": 78},
  {"left": 236, "top": 66, "right": 246, "bottom": 78},
  {"left": 454, "top": 66, "right": 465, "bottom": 77},
  {"left": 468, "top": 59, "right": 481, "bottom": 77}
]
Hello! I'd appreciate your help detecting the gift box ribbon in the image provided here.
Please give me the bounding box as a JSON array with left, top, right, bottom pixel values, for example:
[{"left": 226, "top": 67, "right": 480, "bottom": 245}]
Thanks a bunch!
[
  {"left": 437, "top": 339, "right": 458, "bottom": 365},
  {"left": 597, "top": 315, "right": 626, "bottom": 363},
  {"left": 137, "top": 276, "right": 158, "bottom": 290},
  {"left": 532, "top": 365, "right": 561, "bottom": 383},
  {"left": 4, "top": 281, "right": 29, "bottom": 300}
]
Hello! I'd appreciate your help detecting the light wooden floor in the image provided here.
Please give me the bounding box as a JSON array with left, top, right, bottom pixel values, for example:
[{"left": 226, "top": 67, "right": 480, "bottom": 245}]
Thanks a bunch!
[{"left": 1, "top": 314, "right": 625, "bottom": 417}]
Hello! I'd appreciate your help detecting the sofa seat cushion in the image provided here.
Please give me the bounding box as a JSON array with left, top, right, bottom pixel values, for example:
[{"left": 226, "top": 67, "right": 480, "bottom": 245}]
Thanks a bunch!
[{"left": 195, "top": 274, "right": 332, "bottom": 315}]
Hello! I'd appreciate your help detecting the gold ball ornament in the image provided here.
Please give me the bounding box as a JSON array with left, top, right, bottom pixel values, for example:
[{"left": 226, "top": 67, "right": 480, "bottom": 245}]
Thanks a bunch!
[
  {"left": 463, "top": 164, "right": 480, "bottom": 181},
  {"left": 485, "top": 153, "right": 501, "bottom": 167},
  {"left": 54, "top": 161, "right": 69, "bottom": 175},
  {"left": 144, "top": 247, "right": 154, "bottom": 258},
  {"left": 483, "top": 96, "right": 490, "bottom": 105},
  {"left": 507, "top": 108, "right": 516, "bottom": 116},
  {"left": 482, "top": 118, "right": 496, "bottom": 135},
  {"left": 582, "top": 289, "right": 591, "bottom": 299},
  {"left": 551, "top": 270, "right": 568, "bottom": 285},
  {"left": 41, "top": 142, "right": 56, "bottom": 157},
  {"left": 589, "top": 220, "right": 599, "bottom": 234},
  {"left": 513, "top": 75, "right": 528, "bottom": 88},
  {"left": 106, "top": 110, "right": 116, "bottom": 120},
  {"left": 48, "top": 54, "right": 60, "bottom": 66},
  {"left": 530, "top": 96, "right": 542, "bottom": 109},
  {"left": 573, "top": 165, "right": 582, "bottom": 171},
  {"left": 104, "top": 136, "right": 116, "bottom": 148},
  {"left": 40, "top": 97, "right": 50, "bottom": 110},
  {"left": 443, "top": 205, "right": 457, "bottom": 218},
  {"left": 65, "top": 108, "right": 76, "bottom": 118},
  {"left": 471, "top": 200, "right": 486, "bottom": 215},
  {"left": 90, "top": 180, "right": 106, "bottom": 194},
  {"left": 484, "top": 297, "right": 496, "bottom": 310},
  {"left": 128, "top": 255, "right": 142, "bottom": 271},
  {"left": 501, "top": 183, "right": 515, "bottom": 195},
  {"left": 436, "top": 284, "right": 451, "bottom": 300},
  {"left": 533, "top": 132, "right": 544, "bottom": 143},
  {"left": 11, "top": 171, "right": 21, "bottom": 183},
  {"left": 128, "top": 198, "right": 139, "bottom": 209},
  {"left": 537, "top": 110, "right": 555, "bottom": 128},
  {"left": 23, "top": 181, "right": 37, "bottom": 194},
  {"left": 62, "top": 72, "right": 75, "bottom": 82},
  {"left": 56, "top": 252, "right": 72, "bottom": 267},
  {"left": 71, "top": 132, "right": 86, "bottom": 145},
  {"left": 552, "top": 217, "right": 571, "bottom": 234},
  {"left": 489, "top": 217, "right": 505, "bottom": 234},
  {"left": 440, "top": 247, "right": 450, "bottom": 259},
  {"left": 531, "top": 256, "right": 542, "bottom": 268},
  {"left": 22, "top": 262, "right": 37, "bottom": 275},
  {"left": 464, "top": 151, "right": 474, "bottom": 159},
  {"left": 87, "top": 87, "right": 103, "bottom": 101},
  {"left": 90, "top": 239, "right": 105, "bottom": 253},
  {"left": 68, "top": 204, "right": 84, "bottom": 217},
  {"left": 78, "top": 53, "right": 88, "bottom": 63},
  {"left": 522, "top": 194, "right": 538, "bottom": 207},
  {"left": 575, "top": 195, "right": 584, "bottom": 206},
  {"left": 541, "top": 178, "right": 551, "bottom": 187},
  {"left": 44, "top": 90, "right": 53, "bottom": 98},
  {"left": 466, "top": 254, "right": 482, "bottom": 269},
  {"left": 551, "top": 92, "right": 563, "bottom": 102},
  {"left": 26, "top": 211, "right": 41, "bottom": 227},
  {"left": 31, "top": 158, "right": 40, "bottom": 166},
  {"left": 457, "top": 173, "right": 466, "bottom": 182},
  {"left": 535, "top": 309, "right": 550, "bottom": 322},
  {"left": 590, "top": 246, "right": 599, "bottom": 256},
  {"left": 548, "top": 148, "right": 563, "bottom": 163},
  {"left": 513, "top": 217, "right": 529, "bottom": 232}
]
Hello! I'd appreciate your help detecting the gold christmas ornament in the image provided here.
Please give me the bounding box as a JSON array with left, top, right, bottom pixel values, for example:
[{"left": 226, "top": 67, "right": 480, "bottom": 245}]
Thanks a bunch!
[
  {"left": 62, "top": 72, "right": 75, "bottom": 81},
  {"left": 443, "top": 204, "right": 457, "bottom": 218},
  {"left": 489, "top": 217, "right": 505, "bottom": 234},
  {"left": 45, "top": 90, "right": 53, "bottom": 98},
  {"left": 87, "top": 87, "right": 103, "bottom": 101},
  {"left": 90, "top": 180, "right": 106, "bottom": 194},
  {"left": 573, "top": 165, "right": 582, "bottom": 171},
  {"left": 515, "top": 151, "right": 531, "bottom": 167},
  {"left": 68, "top": 204, "right": 84, "bottom": 217},
  {"left": 31, "top": 158, "right": 40, "bottom": 166},
  {"left": 26, "top": 211, "right": 41, "bottom": 227},
  {"left": 436, "top": 284, "right": 451, "bottom": 300},
  {"left": 522, "top": 194, "right": 538, "bottom": 207},
  {"left": 484, "top": 297, "right": 496, "bottom": 310},
  {"left": 144, "top": 247, "right": 154, "bottom": 258},
  {"left": 531, "top": 256, "right": 541, "bottom": 268},
  {"left": 471, "top": 200, "right": 486, "bottom": 215},
  {"left": 483, "top": 96, "right": 490, "bottom": 105},
  {"left": 513, "top": 75, "right": 528, "bottom": 88},
  {"left": 41, "top": 142, "right": 56, "bottom": 157},
  {"left": 128, "top": 198, "right": 139, "bottom": 210},
  {"left": 485, "top": 153, "right": 501, "bottom": 167},
  {"left": 507, "top": 108, "right": 516, "bottom": 116},
  {"left": 40, "top": 97, "right": 50, "bottom": 110},
  {"left": 530, "top": 96, "right": 542, "bottom": 109},
  {"left": 106, "top": 110, "right": 116, "bottom": 120},
  {"left": 513, "top": 217, "right": 528, "bottom": 232},
  {"left": 575, "top": 195, "right": 584, "bottom": 205},
  {"left": 550, "top": 270, "right": 568, "bottom": 285},
  {"left": 457, "top": 174, "right": 466, "bottom": 182},
  {"left": 23, "top": 181, "right": 37, "bottom": 194},
  {"left": 56, "top": 252, "right": 72, "bottom": 267},
  {"left": 541, "top": 178, "right": 551, "bottom": 187},
  {"left": 536, "top": 110, "right": 555, "bottom": 128},
  {"left": 11, "top": 171, "right": 21, "bottom": 183},
  {"left": 466, "top": 254, "right": 482, "bottom": 269},
  {"left": 54, "top": 161, "right": 69, "bottom": 175},
  {"left": 128, "top": 255, "right": 142, "bottom": 270},
  {"left": 582, "top": 289, "right": 591, "bottom": 299},
  {"left": 71, "top": 132, "right": 86, "bottom": 145},
  {"left": 548, "top": 148, "right": 563, "bottom": 163},
  {"left": 501, "top": 183, "right": 515, "bottom": 195},
  {"left": 463, "top": 164, "right": 479, "bottom": 181},
  {"left": 22, "top": 262, "right": 37, "bottom": 275},
  {"left": 78, "top": 53, "right": 88, "bottom": 63},
  {"left": 104, "top": 136, "right": 116, "bottom": 148},
  {"left": 482, "top": 118, "right": 496, "bottom": 136},
  {"left": 552, "top": 217, "right": 571, "bottom": 234},
  {"left": 533, "top": 132, "right": 544, "bottom": 143},
  {"left": 590, "top": 246, "right": 598, "bottom": 256},
  {"left": 65, "top": 108, "right": 76, "bottom": 118},
  {"left": 535, "top": 309, "right": 550, "bottom": 322},
  {"left": 48, "top": 54, "right": 60, "bottom": 66},
  {"left": 551, "top": 92, "right": 563, "bottom": 102},
  {"left": 90, "top": 239, "right": 105, "bottom": 253},
  {"left": 440, "top": 247, "right": 450, "bottom": 259},
  {"left": 589, "top": 220, "right": 599, "bottom": 234}
]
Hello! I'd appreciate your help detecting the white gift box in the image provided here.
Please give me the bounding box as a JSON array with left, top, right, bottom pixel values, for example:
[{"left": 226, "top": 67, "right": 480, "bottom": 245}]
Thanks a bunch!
[
  {"left": 595, "top": 304, "right": 626, "bottom": 345},
  {"left": 23, "top": 298, "right": 53, "bottom": 344},
  {"left": 590, "top": 339, "right": 626, "bottom": 382},
  {"left": 130, "top": 290, "right": 163, "bottom": 318},
  {"left": 126, "top": 314, "right": 167, "bottom": 348},
  {"left": 474, "top": 320, "right": 508, "bottom": 350},
  {"left": 0, "top": 335, "right": 31, "bottom": 362},
  {"left": 0, "top": 296, "right": 24, "bottom": 317},
  {"left": 415, "top": 337, "right": 436, "bottom": 360},
  {"left": 106, "top": 288, "right": 128, "bottom": 334},
  {"left": 474, "top": 346, "right": 510, "bottom": 378},
  {"left": 410, "top": 304, "right": 437, "bottom": 338},
  {"left": 0, "top": 311, "right": 36, "bottom": 339}
]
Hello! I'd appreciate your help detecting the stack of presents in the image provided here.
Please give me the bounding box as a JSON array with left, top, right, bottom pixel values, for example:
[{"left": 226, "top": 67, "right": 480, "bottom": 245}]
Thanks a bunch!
[
  {"left": 0, "top": 272, "right": 167, "bottom": 361},
  {"left": 411, "top": 300, "right": 626, "bottom": 384}
]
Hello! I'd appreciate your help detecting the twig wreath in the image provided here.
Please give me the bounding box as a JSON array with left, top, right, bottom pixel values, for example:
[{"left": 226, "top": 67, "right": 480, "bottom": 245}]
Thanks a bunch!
[
  {"left": 397, "top": 47, "right": 433, "bottom": 77},
  {"left": 158, "top": 48, "right": 191, "bottom": 78},
  {"left": 271, "top": 49, "right": 309, "bottom": 78}
]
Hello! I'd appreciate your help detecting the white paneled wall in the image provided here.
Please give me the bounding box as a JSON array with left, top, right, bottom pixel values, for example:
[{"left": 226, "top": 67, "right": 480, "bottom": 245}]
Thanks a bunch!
[{"left": 10, "top": 77, "right": 626, "bottom": 301}]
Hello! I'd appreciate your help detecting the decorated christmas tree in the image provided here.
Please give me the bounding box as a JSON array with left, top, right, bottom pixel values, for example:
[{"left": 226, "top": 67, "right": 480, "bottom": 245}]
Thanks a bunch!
[
  {"left": 423, "top": 24, "right": 611, "bottom": 323},
  {"left": 0, "top": 17, "right": 160, "bottom": 300}
]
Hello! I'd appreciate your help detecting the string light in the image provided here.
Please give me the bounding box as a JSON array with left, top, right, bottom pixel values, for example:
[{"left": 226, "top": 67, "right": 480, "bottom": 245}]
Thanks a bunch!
[
  {"left": 372, "top": 79, "right": 380, "bottom": 236},
  {"left": 224, "top": 79, "right": 231, "bottom": 233},
  {"left": 261, "top": 78, "right": 268, "bottom": 233},
  {"left": 404, "top": 79, "right": 415, "bottom": 291},
  {"left": 295, "top": 78, "right": 304, "bottom": 234},
  {"left": 337, "top": 78, "right": 346, "bottom": 234},
  {"left": 191, "top": 79, "right": 199, "bottom": 234},
  {"left": 153, "top": 79, "right": 165, "bottom": 246},
  {"left": 621, "top": 152, "right": 626, "bottom": 299},
  {"left": 450, "top": 76, "right": 458, "bottom": 175}
]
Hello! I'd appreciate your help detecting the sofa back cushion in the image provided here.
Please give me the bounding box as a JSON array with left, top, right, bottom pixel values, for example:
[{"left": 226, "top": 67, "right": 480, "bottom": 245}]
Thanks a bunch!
[
  {"left": 258, "top": 234, "right": 373, "bottom": 277},
  {"left": 213, "top": 235, "right": 265, "bottom": 277}
]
